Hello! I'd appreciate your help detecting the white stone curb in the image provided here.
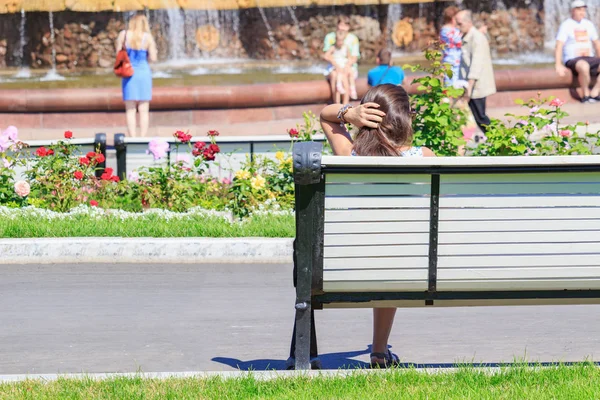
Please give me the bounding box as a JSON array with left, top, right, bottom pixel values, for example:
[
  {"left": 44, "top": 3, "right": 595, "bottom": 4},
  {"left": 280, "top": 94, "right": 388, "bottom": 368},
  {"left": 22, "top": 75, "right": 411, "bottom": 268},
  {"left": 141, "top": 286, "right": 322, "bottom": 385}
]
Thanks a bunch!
[{"left": 0, "top": 238, "right": 294, "bottom": 264}]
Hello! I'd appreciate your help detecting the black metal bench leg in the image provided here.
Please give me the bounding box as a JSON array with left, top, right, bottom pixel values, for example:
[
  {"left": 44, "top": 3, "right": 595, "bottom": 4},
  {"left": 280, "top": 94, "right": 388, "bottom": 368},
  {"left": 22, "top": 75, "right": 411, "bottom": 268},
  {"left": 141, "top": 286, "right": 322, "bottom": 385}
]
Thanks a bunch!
[
  {"left": 293, "top": 300, "right": 312, "bottom": 370},
  {"left": 291, "top": 142, "right": 324, "bottom": 370},
  {"left": 289, "top": 308, "right": 318, "bottom": 360}
]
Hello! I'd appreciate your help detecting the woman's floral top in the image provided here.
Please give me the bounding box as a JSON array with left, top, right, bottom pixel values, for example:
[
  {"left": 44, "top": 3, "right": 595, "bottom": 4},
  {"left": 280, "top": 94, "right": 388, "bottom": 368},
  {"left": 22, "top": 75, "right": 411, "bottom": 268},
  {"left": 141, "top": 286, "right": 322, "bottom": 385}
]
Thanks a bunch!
[{"left": 440, "top": 26, "right": 462, "bottom": 85}]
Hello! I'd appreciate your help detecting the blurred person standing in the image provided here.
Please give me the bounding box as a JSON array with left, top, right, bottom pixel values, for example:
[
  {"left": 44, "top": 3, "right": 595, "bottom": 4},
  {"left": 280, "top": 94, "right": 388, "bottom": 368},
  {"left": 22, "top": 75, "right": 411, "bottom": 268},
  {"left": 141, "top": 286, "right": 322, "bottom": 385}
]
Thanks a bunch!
[
  {"left": 456, "top": 10, "right": 496, "bottom": 134},
  {"left": 439, "top": 6, "right": 462, "bottom": 86},
  {"left": 555, "top": 0, "right": 600, "bottom": 103},
  {"left": 115, "top": 13, "right": 158, "bottom": 137},
  {"left": 367, "top": 49, "right": 404, "bottom": 86}
]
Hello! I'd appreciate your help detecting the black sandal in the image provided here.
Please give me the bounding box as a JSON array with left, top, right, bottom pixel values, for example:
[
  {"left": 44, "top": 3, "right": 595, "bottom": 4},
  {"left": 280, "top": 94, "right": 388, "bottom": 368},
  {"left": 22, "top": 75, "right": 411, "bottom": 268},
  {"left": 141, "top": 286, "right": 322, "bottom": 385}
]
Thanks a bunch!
[{"left": 370, "top": 350, "right": 400, "bottom": 369}]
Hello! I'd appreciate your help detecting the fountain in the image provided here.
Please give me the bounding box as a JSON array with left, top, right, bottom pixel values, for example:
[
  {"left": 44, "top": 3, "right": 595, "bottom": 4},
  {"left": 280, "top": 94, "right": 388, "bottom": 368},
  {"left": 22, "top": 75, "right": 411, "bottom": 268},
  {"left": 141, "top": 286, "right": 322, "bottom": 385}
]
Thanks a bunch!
[
  {"left": 0, "top": 0, "right": 582, "bottom": 83},
  {"left": 165, "top": 8, "right": 186, "bottom": 60},
  {"left": 286, "top": 5, "right": 309, "bottom": 56},
  {"left": 256, "top": 3, "right": 280, "bottom": 59},
  {"left": 14, "top": 8, "right": 30, "bottom": 78},
  {"left": 386, "top": 3, "right": 403, "bottom": 51},
  {"left": 40, "top": 10, "right": 65, "bottom": 81}
]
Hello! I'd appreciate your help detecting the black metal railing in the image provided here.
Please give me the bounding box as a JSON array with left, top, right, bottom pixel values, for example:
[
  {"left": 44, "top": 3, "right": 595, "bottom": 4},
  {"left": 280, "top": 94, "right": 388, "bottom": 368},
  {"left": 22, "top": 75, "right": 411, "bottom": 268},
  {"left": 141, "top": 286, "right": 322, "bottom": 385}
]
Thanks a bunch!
[
  {"left": 20, "top": 133, "right": 107, "bottom": 178},
  {"left": 113, "top": 133, "right": 326, "bottom": 180}
]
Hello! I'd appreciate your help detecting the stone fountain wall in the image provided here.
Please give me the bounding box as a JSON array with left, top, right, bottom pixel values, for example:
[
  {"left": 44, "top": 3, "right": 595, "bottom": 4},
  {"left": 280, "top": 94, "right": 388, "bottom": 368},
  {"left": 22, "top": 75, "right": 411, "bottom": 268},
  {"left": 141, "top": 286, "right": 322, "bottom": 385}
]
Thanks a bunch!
[{"left": 0, "top": 3, "right": 547, "bottom": 70}]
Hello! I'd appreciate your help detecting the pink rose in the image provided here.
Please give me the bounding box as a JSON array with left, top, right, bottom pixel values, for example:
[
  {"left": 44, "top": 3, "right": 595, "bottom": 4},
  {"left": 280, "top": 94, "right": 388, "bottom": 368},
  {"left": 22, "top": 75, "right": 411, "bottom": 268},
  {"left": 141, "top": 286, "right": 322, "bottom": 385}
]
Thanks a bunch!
[
  {"left": 549, "top": 98, "right": 565, "bottom": 107},
  {"left": 0, "top": 136, "right": 9, "bottom": 153},
  {"left": 2, "top": 126, "right": 18, "bottom": 142},
  {"left": 14, "top": 180, "right": 30, "bottom": 197},
  {"left": 147, "top": 138, "right": 170, "bottom": 160},
  {"left": 559, "top": 130, "right": 572, "bottom": 137}
]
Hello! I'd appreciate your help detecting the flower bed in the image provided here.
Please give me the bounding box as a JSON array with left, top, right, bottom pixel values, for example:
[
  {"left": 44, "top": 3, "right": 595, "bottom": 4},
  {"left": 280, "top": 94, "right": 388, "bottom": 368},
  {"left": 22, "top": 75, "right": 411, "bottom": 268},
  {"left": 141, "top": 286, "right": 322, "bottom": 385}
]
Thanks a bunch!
[{"left": 1, "top": 126, "right": 299, "bottom": 219}]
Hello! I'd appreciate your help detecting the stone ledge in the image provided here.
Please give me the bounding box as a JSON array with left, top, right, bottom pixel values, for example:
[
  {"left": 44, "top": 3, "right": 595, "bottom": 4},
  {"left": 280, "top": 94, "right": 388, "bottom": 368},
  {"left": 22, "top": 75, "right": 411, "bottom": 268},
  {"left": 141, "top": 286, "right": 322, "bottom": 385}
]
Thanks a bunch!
[
  {"left": 0, "top": 69, "right": 577, "bottom": 114},
  {"left": 0, "top": 238, "right": 294, "bottom": 264}
]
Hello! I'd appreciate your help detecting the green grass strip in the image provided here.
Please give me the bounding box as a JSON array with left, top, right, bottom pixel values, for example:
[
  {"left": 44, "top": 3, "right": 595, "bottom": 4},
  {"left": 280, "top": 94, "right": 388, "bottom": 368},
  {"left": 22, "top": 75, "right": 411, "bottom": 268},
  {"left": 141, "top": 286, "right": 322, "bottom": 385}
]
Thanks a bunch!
[
  {"left": 1, "top": 364, "right": 600, "bottom": 399},
  {"left": 0, "top": 212, "right": 295, "bottom": 238}
]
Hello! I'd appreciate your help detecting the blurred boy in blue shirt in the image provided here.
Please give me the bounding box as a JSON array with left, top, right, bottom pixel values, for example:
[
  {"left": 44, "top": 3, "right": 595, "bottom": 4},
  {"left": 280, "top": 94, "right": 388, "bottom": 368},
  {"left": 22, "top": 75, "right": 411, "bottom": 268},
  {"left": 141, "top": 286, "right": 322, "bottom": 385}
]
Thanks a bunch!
[{"left": 367, "top": 49, "right": 405, "bottom": 87}]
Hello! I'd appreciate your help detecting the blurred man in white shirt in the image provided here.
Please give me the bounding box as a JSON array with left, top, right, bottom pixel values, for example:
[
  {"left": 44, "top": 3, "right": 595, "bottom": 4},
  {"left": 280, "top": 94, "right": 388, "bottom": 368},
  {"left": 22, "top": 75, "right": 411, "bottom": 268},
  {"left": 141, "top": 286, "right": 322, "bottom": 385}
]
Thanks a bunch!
[{"left": 555, "top": 0, "right": 600, "bottom": 103}]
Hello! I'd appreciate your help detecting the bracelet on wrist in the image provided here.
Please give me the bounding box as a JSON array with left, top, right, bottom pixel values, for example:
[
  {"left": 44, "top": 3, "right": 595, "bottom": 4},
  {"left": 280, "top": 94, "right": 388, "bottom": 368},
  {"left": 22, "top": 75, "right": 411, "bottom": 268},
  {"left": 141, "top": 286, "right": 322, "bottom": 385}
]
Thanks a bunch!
[{"left": 337, "top": 104, "right": 353, "bottom": 124}]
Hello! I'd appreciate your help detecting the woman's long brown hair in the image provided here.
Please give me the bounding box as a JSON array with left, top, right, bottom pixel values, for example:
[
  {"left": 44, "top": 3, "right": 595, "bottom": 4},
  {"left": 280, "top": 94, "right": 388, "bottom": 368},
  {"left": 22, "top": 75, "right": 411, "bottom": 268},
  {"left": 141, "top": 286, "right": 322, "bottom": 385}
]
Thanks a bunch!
[{"left": 352, "top": 84, "right": 414, "bottom": 157}]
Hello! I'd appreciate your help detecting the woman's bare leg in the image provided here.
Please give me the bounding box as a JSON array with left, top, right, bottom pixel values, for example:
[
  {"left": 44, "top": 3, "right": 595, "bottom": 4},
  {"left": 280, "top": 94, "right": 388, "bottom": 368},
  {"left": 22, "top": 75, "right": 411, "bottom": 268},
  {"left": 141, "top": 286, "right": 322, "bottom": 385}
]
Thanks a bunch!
[
  {"left": 125, "top": 100, "right": 138, "bottom": 137},
  {"left": 341, "top": 69, "right": 350, "bottom": 104},
  {"left": 329, "top": 70, "right": 339, "bottom": 104},
  {"left": 138, "top": 101, "right": 150, "bottom": 137},
  {"left": 371, "top": 308, "right": 397, "bottom": 363},
  {"left": 349, "top": 69, "right": 358, "bottom": 100}
]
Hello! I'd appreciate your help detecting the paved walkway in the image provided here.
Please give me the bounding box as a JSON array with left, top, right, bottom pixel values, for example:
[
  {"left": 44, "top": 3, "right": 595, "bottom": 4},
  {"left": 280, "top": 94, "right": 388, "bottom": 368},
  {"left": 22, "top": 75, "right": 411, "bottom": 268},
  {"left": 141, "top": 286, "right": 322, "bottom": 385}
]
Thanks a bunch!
[
  {"left": 1, "top": 263, "right": 599, "bottom": 374},
  {"left": 15, "top": 102, "right": 600, "bottom": 144}
]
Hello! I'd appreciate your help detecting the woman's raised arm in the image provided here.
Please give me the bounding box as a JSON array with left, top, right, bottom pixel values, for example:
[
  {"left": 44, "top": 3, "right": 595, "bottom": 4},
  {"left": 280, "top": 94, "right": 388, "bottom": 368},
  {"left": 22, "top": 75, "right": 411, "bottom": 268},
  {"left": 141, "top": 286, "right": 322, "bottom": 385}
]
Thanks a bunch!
[{"left": 319, "top": 103, "right": 385, "bottom": 156}]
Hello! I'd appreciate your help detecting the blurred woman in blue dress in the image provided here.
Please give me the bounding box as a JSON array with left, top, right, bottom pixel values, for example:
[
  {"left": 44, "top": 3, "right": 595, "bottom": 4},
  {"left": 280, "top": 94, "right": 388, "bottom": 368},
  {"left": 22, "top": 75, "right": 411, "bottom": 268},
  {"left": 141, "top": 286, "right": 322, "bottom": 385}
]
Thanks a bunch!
[
  {"left": 439, "top": 6, "right": 462, "bottom": 87},
  {"left": 115, "top": 14, "right": 157, "bottom": 137}
]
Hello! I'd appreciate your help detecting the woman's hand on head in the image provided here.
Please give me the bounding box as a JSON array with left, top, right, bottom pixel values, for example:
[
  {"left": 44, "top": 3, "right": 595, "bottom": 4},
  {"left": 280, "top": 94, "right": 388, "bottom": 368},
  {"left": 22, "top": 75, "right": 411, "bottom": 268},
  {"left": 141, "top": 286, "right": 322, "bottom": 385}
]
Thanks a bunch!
[{"left": 344, "top": 103, "right": 386, "bottom": 129}]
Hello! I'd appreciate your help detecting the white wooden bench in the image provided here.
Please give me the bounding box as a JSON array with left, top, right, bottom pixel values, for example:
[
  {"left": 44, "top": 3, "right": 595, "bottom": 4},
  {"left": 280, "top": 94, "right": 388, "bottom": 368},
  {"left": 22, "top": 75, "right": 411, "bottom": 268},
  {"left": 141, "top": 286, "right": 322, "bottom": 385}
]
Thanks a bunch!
[{"left": 291, "top": 141, "right": 600, "bottom": 370}]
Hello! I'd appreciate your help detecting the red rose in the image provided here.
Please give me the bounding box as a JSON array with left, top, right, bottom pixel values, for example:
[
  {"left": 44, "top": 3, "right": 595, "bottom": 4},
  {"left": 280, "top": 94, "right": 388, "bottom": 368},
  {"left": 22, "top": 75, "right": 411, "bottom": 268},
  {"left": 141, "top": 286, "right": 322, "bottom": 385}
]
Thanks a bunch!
[
  {"left": 207, "top": 130, "right": 220, "bottom": 137},
  {"left": 36, "top": 147, "right": 48, "bottom": 157},
  {"left": 100, "top": 167, "right": 114, "bottom": 181},
  {"left": 47, "top": 149, "right": 54, "bottom": 156},
  {"left": 79, "top": 157, "right": 90, "bottom": 166},
  {"left": 194, "top": 141, "right": 206, "bottom": 150},
  {"left": 174, "top": 130, "right": 192, "bottom": 143},
  {"left": 74, "top": 171, "right": 84, "bottom": 180},
  {"left": 90, "top": 200, "right": 98, "bottom": 207},
  {"left": 110, "top": 176, "right": 120, "bottom": 182},
  {"left": 64, "top": 131, "right": 73, "bottom": 139},
  {"left": 203, "top": 149, "right": 216, "bottom": 161},
  {"left": 95, "top": 154, "right": 105, "bottom": 164},
  {"left": 208, "top": 143, "right": 220, "bottom": 153},
  {"left": 192, "top": 149, "right": 201, "bottom": 157},
  {"left": 288, "top": 128, "right": 299, "bottom": 138},
  {"left": 86, "top": 151, "right": 96, "bottom": 159}
]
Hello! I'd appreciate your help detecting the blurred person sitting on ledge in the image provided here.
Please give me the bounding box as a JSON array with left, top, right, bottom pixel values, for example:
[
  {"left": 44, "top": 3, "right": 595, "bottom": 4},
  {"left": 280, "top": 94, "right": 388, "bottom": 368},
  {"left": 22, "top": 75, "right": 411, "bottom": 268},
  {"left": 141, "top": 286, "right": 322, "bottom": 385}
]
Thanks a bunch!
[
  {"left": 115, "top": 13, "right": 158, "bottom": 137},
  {"left": 322, "top": 16, "right": 360, "bottom": 103},
  {"left": 323, "top": 31, "right": 354, "bottom": 103},
  {"left": 367, "top": 49, "right": 405, "bottom": 87},
  {"left": 555, "top": 0, "right": 600, "bottom": 103}
]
